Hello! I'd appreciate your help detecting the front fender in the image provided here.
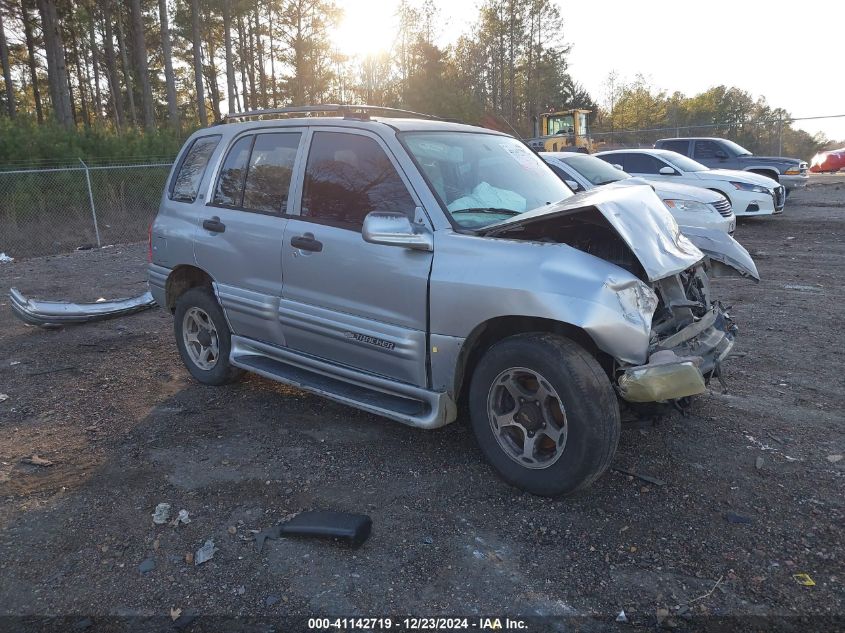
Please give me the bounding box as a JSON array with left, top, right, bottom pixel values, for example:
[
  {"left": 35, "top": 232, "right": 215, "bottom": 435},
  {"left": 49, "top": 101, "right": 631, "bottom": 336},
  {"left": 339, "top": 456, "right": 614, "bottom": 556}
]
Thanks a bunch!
[{"left": 430, "top": 232, "right": 658, "bottom": 366}]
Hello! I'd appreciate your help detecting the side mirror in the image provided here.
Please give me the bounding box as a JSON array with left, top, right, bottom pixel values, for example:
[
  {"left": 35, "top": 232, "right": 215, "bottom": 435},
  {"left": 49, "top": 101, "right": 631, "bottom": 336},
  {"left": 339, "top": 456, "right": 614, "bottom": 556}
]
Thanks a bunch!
[
  {"left": 715, "top": 150, "right": 728, "bottom": 160},
  {"left": 362, "top": 212, "right": 433, "bottom": 252},
  {"left": 564, "top": 179, "right": 583, "bottom": 192},
  {"left": 612, "top": 164, "right": 624, "bottom": 171},
  {"left": 659, "top": 166, "right": 677, "bottom": 175}
]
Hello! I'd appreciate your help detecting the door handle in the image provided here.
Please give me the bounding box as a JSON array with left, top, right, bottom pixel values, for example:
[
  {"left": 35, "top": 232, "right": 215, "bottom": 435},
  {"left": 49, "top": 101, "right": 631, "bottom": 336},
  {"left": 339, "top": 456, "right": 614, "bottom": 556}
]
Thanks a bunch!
[
  {"left": 202, "top": 217, "right": 226, "bottom": 233},
  {"left": 290, "top": 234, "right": 323, "bottom": 253}
]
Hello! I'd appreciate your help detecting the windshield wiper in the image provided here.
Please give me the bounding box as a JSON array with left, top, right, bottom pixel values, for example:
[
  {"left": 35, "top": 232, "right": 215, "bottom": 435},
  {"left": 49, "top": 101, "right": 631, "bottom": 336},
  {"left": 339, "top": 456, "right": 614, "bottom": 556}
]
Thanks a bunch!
[{"left": 451, "top": 207, "right": 521, "bottom": 216}]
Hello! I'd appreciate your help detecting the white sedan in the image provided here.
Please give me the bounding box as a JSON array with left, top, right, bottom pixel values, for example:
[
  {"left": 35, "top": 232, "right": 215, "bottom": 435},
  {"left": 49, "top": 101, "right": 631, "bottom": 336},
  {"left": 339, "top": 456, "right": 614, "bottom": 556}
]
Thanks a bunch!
[
  {"left": 542, "top": 151, "right": 735, "bottom": 233},
  {"left": 595, "top": 148, "right": 786, "bottom": 216}
]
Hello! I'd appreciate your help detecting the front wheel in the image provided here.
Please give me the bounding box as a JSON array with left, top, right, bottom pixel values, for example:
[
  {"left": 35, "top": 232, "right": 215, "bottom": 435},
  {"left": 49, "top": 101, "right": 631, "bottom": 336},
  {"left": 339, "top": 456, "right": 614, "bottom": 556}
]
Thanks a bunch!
[{"left": 468, "top": 333, "right": 620, "bottom": 497}]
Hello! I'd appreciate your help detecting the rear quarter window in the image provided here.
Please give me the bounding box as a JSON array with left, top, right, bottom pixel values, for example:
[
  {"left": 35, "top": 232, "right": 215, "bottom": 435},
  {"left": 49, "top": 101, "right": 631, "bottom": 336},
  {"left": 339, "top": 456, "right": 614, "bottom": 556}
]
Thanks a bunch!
[
  {"left": 169, "top": 135, "right": 221, "bottom": 202},
  {"left": 660, "top": 140, "right": 690, "bottom": 155}
]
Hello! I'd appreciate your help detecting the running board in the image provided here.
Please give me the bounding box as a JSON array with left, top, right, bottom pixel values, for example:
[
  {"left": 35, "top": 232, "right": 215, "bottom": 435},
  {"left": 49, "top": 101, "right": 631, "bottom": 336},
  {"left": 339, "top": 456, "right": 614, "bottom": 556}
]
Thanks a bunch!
[{"left": 230, "top": 336, "right": 457, "bottom": 429}]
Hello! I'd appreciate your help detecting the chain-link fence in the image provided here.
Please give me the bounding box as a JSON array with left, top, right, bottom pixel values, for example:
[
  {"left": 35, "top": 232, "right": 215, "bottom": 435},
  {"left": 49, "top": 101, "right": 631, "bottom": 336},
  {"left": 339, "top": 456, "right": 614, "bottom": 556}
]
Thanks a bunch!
[
  {"left": 587, "top": 114, "right": 845, "bottom": 158},
  {"left": 588, "top": 122, "right": 791, "bottom": 155},
  {"left": 0, "top": 160, "right": 174, "bottom": 259}
]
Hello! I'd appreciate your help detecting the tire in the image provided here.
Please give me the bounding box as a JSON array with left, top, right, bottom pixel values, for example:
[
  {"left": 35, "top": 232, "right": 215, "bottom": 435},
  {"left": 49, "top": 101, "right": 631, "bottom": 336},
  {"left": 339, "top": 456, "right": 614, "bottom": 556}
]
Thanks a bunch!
[
  {"left": 468, "top": 333, "right": 620, "bottom": 497},
  {"left": 174, "top": 287, "right": 243, "bottom": 386}
]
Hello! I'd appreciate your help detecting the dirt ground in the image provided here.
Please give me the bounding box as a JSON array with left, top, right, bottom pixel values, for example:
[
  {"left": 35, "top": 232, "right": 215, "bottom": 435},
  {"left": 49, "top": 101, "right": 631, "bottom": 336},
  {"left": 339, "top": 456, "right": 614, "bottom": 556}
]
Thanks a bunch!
[{"left": 1, "top": 175, "right": 843, "bottom": 632}]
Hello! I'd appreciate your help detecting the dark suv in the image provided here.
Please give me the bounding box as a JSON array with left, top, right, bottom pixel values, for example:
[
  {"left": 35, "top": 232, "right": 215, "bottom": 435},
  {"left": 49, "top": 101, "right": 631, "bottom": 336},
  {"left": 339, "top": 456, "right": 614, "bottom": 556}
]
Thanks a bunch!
[{"left": 655, "top": 137, "right": 808, "bottom": 191}]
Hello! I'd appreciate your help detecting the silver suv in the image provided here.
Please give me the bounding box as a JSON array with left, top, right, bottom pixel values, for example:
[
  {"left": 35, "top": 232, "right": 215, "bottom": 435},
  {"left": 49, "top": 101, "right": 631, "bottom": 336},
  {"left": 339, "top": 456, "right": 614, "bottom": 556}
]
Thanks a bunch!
[{"left": 149, "top": 105, "right": 758, "bottom": 496}]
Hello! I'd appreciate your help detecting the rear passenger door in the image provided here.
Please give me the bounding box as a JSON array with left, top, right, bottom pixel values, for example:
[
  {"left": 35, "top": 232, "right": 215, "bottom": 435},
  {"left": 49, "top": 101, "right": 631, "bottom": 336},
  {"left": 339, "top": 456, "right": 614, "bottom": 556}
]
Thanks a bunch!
[
  {"left": 280, "top": 128, "right": 432, "bottom": 387},
  {"left": 194, "top": 129, "right": 305, "bottom": 346}
]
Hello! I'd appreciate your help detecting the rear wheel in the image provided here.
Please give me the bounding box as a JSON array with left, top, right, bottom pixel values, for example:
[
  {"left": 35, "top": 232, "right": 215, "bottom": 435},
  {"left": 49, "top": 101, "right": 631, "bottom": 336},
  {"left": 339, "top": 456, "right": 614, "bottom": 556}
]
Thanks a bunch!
[
  {"left": 174, "top": 287, "right": 243, "bottom": 386},
  {"left": 468, "top": 333, "right": 620, "bottom": 496}
]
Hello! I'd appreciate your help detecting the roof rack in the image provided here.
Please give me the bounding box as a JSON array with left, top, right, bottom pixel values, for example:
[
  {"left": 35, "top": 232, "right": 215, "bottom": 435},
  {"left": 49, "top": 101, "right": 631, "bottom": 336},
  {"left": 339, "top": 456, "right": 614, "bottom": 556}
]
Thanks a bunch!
[{"left": 222, "top": 104, "right": 442, "bottom": 123}]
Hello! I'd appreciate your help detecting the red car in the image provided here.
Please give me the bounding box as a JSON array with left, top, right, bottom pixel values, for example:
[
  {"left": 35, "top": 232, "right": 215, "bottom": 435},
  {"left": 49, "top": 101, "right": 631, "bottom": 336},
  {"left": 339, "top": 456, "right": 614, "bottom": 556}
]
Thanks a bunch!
[{"left": 810, "top": 148, "right": 845, "bottom": 173}]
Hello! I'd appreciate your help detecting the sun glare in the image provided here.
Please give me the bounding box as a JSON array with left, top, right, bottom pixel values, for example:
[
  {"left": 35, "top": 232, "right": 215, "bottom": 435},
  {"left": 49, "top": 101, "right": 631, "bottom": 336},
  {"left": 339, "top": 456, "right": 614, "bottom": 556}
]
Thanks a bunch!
[{"left": 335, "top": 2, "right": 398, "bottom": 59}]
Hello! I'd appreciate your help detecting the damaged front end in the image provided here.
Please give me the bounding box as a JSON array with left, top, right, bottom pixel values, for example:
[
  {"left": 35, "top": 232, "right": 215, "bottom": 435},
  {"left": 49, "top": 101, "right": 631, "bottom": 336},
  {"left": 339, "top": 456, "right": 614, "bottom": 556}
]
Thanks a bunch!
[
  {"left": 617, "top": 225, "right": 759, "bottom": 403},
  {"left": 616, "top": 264, "right": 738, "bottom": 402},
  {"left": 479, "top": 184, "right": 758, "bottom": 404}
]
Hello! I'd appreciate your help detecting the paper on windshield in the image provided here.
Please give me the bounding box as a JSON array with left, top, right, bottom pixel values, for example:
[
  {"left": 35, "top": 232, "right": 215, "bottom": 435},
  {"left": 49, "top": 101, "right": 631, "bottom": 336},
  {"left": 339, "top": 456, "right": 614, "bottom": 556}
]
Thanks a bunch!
[{"left": 500, "top": 142, "right": 539, "bottom": 169}]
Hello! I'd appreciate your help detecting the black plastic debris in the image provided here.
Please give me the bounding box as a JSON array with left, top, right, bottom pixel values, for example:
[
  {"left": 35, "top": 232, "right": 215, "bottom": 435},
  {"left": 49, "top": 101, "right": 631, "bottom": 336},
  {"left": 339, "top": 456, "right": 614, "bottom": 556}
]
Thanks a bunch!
[
  {"left": 255, "top": 511, "right": 372, "bottom": 552},
  {"left": 723, "top": 512, "right": 753, "bottom": 525}
]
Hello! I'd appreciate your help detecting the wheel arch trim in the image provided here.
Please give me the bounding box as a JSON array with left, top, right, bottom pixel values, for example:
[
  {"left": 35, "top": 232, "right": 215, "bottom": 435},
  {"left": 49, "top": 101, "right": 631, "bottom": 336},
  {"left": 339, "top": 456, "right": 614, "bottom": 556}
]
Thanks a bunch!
[{"left": 438, "top": 316, "right": 610, "bottom": 406}]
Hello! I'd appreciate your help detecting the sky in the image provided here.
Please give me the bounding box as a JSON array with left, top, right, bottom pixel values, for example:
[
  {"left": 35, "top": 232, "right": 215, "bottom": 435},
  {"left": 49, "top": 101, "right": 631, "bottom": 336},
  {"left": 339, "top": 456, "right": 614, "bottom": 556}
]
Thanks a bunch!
[{"left": 337, "top": 0, "right": 845, "bottom": 141}]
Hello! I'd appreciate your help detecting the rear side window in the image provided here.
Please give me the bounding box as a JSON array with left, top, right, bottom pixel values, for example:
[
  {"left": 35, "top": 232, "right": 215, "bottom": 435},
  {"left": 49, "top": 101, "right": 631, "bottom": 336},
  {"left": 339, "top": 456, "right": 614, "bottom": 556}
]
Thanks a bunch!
[
  {"left": 213, "top": 136, "right": 253, "bottom": 207},
  {"left": 242, "top": 133, "right": 301, "bottom": 213},
  {"left": 597, "top": 153, "right": 626, "bottom": 170},
  {"left": 170, "top": 135, "right": 220, "bottom": 202},
  {"left": 660, "top": 140, "right": 689, "bottom": 155},
  {"left": 620, "top": 153, "right": 665, "bottom": 175},
  {"left": 212, "top": 133, "right": 301, "bottom": 213},
  {"left": 301, "top": 132, "right": 415, "bottom": 229}
]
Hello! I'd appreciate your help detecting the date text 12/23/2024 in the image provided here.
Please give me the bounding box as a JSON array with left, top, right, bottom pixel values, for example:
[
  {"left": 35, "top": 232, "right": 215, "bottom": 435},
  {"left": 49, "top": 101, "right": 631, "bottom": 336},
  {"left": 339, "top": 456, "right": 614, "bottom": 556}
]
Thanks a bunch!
[{"left": 308, "top": 617, "right": 529, "bottom": 630}]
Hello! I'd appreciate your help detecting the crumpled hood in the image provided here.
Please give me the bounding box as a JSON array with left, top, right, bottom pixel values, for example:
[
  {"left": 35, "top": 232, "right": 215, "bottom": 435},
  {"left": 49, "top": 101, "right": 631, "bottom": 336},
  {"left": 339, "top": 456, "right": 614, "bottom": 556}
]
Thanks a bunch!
[{"left": 479, "top": 182, "right": 705, "bottom": 282}]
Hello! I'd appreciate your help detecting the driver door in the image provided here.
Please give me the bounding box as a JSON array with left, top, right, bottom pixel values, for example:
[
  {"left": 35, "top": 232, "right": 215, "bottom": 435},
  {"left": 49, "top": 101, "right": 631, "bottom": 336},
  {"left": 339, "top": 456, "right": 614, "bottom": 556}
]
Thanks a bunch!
[{"left": 280, "top": 129, "right": 433, "bottom": 387}]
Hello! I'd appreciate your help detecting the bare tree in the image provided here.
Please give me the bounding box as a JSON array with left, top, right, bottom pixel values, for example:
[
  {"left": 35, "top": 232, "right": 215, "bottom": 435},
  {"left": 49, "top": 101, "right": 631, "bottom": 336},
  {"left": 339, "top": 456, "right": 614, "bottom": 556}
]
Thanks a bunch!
[
  {"left": 68, "top": 21, "right": 89, "bottom": 127},
  {"left": 20, "top": 0, "right": 43, "bottom": 122},
  {"left": 253, "top": 8, "right": 267, "bottom": 108},
  {"left": 114, "top": 4, "right": 137, "bottom": 126},
  {"left": 129, "top": 0, "right": 155, "bottom": 129},
  {"left": 0, "top": 8, "right": 15, "bottom": 118},
  {"left": 267, "top": 0, "right": 277, "bottom": 106},
  {"left": 87, "top": 11, "right": 103, "bottom": 122},
  {"left": 222, "top": 0, "right": 236, "bottom": 114},
  {"left": 159, "top": 0, "right": 179, "bottom": 128},
  {"left": 202, "top": 35, "right": 221, "bottom": 121},
  {"left": 101, "top": 1, "right": 125, "bottom": 130},
  {"left": 36, "top": 0, "right": 74, "bottom": 127},
  {"left": 190, "top": 0, "right": 207, "bottom": 125}
]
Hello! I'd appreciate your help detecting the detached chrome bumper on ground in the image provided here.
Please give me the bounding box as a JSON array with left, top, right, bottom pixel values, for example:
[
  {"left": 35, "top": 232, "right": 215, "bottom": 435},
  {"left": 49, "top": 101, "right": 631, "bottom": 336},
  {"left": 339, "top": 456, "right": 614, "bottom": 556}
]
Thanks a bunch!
[{"left": 9, "top": 288, "right": 156, "bottom": 327}]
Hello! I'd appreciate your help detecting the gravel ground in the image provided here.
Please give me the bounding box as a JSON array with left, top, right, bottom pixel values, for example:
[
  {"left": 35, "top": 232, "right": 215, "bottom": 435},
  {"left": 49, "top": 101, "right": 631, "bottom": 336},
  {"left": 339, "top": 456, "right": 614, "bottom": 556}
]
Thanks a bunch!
[{"left": 0, "top": 176, "right": 843, "bottom": 633}]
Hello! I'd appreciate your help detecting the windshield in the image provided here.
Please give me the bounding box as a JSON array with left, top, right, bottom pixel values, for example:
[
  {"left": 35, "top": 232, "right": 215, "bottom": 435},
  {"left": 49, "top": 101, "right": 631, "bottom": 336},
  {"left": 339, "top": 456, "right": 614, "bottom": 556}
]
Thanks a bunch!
[
  {"left": 720, "top": 138, "right": 752, "bottom": 156},
  {"left": 547, "top": 114, "right": 575, "bottom": 135},
  {"left": 662, "top": 152, "right": 710, "bottom": 173},
  {"left": 402, "top": 132, "right": 573, "bottom": 229},
  {"left": 560, "top": 153, "right": 630, "bottom": 185}
]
